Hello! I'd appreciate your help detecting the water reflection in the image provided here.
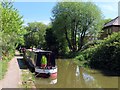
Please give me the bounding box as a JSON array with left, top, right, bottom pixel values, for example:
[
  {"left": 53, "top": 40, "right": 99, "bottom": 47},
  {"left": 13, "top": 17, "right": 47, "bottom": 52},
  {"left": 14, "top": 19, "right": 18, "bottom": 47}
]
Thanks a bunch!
[
  {"left": 35, "top": 78, "right": 57, "bottom": 85},
  {"left": 75, "top": 66, "right": 100, "bottom": 88},
  {"left": 35, "top": 59, "right": 118, "bottom": 88}
]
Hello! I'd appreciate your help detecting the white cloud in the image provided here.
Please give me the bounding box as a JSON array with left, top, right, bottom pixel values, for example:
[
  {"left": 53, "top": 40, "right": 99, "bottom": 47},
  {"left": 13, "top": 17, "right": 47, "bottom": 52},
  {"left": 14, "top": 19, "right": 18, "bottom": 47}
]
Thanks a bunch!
[
  {"left": 42, "top": 20, "right": 51, "bottom": 25},
  {"left": 23, "top": 18, "right": 51, "bottom": 26}
]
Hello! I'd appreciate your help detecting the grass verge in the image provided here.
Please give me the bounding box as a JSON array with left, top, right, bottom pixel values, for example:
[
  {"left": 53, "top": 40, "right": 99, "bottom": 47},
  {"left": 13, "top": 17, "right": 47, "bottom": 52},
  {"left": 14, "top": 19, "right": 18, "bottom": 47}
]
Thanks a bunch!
[
  {"left": 20, "top": 69, "right": 36, "bottom": 88},
  {"left": 0, "top": 54, "right": 13, "bottom": 80},
  {"left": 0, "top": 60, "right": 8, "bottom": 80}
]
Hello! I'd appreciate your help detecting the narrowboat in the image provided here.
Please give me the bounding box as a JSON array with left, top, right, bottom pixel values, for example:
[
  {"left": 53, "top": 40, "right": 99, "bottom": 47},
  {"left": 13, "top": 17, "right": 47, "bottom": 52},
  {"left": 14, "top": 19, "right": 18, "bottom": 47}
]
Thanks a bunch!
[{"left": 23, "top": 49, "right": 57, "bottom": 78}]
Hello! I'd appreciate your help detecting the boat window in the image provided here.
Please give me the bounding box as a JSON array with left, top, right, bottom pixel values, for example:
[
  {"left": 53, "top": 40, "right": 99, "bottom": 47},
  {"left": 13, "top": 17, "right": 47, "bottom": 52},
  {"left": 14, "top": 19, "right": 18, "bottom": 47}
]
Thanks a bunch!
[{"left": 34, "top": 54, "right": 37, "bottom": 66}]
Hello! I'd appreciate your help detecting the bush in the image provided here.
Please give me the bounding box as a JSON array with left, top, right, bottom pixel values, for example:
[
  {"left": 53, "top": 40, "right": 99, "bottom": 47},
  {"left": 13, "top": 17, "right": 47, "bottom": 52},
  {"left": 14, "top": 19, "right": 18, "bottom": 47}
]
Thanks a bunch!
[{"left": 75, "top": 32, "right": 120, "bottom": 72}]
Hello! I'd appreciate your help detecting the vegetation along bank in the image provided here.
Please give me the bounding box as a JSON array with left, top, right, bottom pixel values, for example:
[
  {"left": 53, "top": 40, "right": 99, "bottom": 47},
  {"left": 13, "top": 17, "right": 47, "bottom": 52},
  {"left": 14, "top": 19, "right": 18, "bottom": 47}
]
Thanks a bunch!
[{"left": 75, "top": 32, "right": 120, "bottom": 74}]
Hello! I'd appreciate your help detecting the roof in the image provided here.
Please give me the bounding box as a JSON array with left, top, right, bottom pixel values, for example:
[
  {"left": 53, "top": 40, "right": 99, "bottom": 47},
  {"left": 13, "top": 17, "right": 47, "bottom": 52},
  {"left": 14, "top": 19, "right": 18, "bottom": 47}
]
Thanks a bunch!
[
  {"left": 104, "top": 16, "right": 120, "bottom": 28},
  {"left": 27, "top": 49, "right": 52, "bottom": 53},
  {"left": 33, "top": 49, "right": 52, "bottom": 53}
]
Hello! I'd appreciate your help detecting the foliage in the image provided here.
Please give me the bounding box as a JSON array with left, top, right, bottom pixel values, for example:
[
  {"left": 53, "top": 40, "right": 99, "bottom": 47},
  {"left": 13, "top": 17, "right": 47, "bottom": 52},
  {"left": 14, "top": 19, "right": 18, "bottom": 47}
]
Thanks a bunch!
[
  {"left": 1, "top": 2, "right": 26, "bottom": 56},
  {"left": 80, "top": 40, "right": 103, "bottom": 51},
  {"left": 24, "top": 22, "right": 47, "bottom": 49},
  {"left": 0, "top": 2, "right": 26, "bottom": 79},
  {"left": 102, "top": 18, "right": 112, "bottom": 25},
  {"left": 45, "top": 26, "right": 69, "bottom": 56},
  {"left": 52, "top": 1, "right": 103, "bottom": 52},
  {"left": 75, "top": 32, "right": 120, "bottom": 72},
  {"left": 45, "top": 27, "right": 59, "bottom": 54}
]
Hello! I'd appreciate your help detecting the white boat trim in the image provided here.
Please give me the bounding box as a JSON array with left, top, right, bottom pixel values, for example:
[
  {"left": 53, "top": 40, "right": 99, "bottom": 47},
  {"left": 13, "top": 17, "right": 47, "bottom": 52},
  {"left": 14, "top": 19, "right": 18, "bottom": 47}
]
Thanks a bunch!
[{"left": 35, "top": 67, "right": 57, "bottom": 74}]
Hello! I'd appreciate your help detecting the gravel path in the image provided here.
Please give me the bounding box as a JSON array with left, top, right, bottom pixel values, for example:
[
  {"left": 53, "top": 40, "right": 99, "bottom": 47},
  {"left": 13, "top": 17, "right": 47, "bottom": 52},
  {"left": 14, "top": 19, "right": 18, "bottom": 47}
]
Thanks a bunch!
[{"left": 0, "top": 51, "right": 22, "bottom": 89}]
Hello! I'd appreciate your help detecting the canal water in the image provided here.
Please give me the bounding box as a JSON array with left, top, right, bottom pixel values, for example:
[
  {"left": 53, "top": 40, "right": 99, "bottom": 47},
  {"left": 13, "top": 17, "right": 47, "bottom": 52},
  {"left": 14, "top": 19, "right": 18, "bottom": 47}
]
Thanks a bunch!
[{"left": 34, "top": 59, "right": 118, "bottom": 88}]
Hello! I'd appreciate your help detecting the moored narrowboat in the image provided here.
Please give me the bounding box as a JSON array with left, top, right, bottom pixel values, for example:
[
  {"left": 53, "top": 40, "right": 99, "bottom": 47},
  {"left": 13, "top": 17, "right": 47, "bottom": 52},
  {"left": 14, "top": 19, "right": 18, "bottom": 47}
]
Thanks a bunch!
[{"left": 23, "top": 49, "right": 57, "bottom": 78}]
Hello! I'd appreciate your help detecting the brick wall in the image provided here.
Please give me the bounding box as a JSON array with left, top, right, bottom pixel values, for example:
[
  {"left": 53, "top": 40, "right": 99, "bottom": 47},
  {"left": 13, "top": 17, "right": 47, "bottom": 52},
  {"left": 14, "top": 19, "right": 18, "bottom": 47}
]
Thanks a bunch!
[{"left": 112, "top": 26, "right": 120, "bottom": 32}]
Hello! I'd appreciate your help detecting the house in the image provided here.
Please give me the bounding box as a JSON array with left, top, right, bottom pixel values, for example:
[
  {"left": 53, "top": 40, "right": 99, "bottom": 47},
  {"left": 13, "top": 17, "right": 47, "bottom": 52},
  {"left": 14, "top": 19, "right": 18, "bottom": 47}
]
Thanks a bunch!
[{"left": 101, "top": 16, "right": 120, "bottom": 39}]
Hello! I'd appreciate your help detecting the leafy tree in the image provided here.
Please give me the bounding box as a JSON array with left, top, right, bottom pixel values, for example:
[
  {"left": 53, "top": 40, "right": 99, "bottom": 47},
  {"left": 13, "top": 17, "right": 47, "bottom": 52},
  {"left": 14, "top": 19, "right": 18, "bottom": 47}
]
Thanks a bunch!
[
  {"left": 45, "top": 27, "right": 59, "bottom": 54},
  {"left": 102, "top": 18, "right": 112, "bottom": 24},
  {"left": 24, "top": 22, "right": 47, "bottom": 48},
  {"left": 1, "top": 2, "right": 26, "bottom": 56},
  {"left": 45, "top": 25, "right": 69, "bottom": 56},
  {"left": 52, "top": 2, "right": 103, "bottom": 52},
  {"left": 98, "top": 18, "right": 112, "bottom": 39}
]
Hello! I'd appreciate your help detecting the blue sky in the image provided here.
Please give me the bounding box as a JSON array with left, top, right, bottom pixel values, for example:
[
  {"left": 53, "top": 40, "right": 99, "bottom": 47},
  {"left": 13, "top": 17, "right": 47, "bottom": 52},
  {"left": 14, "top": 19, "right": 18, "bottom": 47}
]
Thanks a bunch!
[
  {"left": 13, "top": 1, "right": 119, "bottom": 25},
  {"left": 13, "top": 2, "right": 57, "bottom": 25}
]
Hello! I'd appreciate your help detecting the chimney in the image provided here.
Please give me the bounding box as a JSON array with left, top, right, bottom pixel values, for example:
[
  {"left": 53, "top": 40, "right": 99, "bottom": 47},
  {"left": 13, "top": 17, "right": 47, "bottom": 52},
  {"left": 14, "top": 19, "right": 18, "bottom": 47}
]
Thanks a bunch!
[
  {"left": 118, "top": 1, "right": 120, "bottom": 24},
  {"left": 118, "top": 1, "right": 120, "bottom": 16}
]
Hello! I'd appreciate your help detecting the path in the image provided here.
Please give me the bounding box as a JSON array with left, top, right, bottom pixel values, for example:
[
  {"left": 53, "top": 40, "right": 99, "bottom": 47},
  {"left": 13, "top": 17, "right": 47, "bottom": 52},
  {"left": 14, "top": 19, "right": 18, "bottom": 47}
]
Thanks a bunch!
[{"left": 0, "top": 51, "right": 22, "bottom": 89}]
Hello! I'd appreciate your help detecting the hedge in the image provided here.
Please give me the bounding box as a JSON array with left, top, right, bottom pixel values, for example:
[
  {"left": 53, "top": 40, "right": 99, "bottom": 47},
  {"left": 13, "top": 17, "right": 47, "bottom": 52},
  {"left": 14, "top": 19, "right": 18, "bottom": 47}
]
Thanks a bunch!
[{"left": 75, "top": 32, "right": 120, "bottom": 72}]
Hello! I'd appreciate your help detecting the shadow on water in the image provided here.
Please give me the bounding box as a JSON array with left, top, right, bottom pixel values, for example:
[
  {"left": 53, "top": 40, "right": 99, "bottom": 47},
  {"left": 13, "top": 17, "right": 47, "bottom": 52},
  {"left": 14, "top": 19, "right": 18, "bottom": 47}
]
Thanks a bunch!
[
  {"left": 90, "top": 67, "right": 120, "bottom": 76},
  {"left": 100, "top": 70, "right": 120, "bottom": 76},
  {"left": 17, "top": 58, "right": 28, "bottom": 69},
  {"left": 16, "top": 57, "right": 35, "bottom": 73}
]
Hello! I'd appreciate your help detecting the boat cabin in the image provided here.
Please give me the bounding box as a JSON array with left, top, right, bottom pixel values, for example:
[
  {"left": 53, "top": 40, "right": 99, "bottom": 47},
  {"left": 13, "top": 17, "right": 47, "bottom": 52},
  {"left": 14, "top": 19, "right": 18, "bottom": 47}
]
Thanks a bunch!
[
  {"left": 35, "top": 50, "right": 56, "bottom": 68},
  {"left": 24, "top": 49, "right": 56, "bottom": 68},
  {"left": 24, "top": 49, "right": 57, "bottom": 78}
]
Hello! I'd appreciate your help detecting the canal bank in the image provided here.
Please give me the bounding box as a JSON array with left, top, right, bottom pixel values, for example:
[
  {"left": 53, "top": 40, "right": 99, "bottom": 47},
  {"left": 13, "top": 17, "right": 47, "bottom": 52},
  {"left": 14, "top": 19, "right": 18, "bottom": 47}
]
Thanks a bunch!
[
  {"left": 20, "top": 69, "right": 36, "bottom": 88},
  {"left": 16, "top": 54, "right": 36, "bottom": 88}
]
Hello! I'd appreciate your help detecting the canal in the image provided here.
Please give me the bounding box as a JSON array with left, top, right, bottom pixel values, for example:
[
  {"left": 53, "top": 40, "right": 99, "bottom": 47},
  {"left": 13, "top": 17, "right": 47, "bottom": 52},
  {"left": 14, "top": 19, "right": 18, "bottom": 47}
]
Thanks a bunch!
[{"left": 34, "top": 59, "right": 118, "bottom": 88}]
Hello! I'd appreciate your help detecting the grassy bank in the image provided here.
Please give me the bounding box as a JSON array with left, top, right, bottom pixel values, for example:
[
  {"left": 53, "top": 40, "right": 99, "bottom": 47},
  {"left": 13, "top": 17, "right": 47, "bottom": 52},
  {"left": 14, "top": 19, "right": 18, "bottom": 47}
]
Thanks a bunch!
[
  {"left": 0, "top": 60, "right": 8, "bottom": 80},
  {"left": 0, "top": 52, "right": 14, "bottom": 80},
  {"left": 20, "top": 69, "right": 35, "bottom": 88}
]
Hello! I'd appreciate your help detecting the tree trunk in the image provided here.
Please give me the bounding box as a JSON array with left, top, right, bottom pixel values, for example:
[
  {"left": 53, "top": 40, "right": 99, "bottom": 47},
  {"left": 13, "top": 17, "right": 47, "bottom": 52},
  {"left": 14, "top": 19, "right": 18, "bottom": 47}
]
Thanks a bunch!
[
  {"left": 78, "top": 29, "right": 86, "bottom": 51},
  {"left": 71, "top": 19, "right": 77, "bottom": 52},
  {"left": 78, "top": 35, "right": 84, "bottom": 50},
  {"left": 64, "top": 26, "right": 72, "bottom": 51},
  {"left": 74, "top": 21, "right": 78, "bottom": 51}
]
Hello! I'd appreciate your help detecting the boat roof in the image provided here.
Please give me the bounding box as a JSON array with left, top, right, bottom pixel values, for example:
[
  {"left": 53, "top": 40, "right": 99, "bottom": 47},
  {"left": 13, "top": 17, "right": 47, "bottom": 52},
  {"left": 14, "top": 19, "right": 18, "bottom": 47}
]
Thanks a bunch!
[{"left": 27, "top": 49, "right": 52, "bottom": 53}]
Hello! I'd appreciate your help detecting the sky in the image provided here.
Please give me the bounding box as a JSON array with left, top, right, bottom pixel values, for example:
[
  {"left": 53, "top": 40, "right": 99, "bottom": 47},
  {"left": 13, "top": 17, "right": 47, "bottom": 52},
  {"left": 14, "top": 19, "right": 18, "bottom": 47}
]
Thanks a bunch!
[{"left": 13, "top": 0, "right": 120, "bottom": 25}]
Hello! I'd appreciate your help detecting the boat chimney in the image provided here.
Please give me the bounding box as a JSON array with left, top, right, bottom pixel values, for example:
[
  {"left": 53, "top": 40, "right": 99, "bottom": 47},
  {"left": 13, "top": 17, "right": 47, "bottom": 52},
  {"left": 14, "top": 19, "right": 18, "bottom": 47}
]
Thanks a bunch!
[
  {"left": 118, "top": 1, "right": 120, "bottom": 16},
  {"left": 118, "top": 1, "right": 120, "bottom": 24}
]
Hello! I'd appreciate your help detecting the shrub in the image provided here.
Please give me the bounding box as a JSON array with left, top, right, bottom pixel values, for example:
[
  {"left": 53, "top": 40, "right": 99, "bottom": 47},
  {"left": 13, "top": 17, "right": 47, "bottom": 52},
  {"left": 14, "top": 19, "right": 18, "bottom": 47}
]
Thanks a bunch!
[{"left": 75, "top": 32, "right": 120, "bottom": 72}]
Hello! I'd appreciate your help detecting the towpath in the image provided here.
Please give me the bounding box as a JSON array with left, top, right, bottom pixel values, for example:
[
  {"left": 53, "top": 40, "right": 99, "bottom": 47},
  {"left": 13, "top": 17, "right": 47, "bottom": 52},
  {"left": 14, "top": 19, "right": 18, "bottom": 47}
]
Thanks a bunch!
[{"left": 0, "top": 51, "right": 22, "bottom": 89}]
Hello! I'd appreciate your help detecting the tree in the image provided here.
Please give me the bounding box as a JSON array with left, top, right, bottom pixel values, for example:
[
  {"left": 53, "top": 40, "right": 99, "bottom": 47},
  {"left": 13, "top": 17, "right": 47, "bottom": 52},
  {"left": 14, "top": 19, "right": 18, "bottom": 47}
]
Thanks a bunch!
[
  {"left": 1, "top": 2, "right": 26, "bottom": 56},
  {"left": 45, "top": 25, "right": 69, "bottom": 56},
  {"left": 45, "top": 27, "right": 59, "bottom": 54},
  {"left": 102, "top": 18, "right": 112, "bottom": 24},
  {"left": 52, "top": 2, "right": 103, "bottom": 52},
  {"left": 24, "top": 22, "right": 47, "bottom": 48}
]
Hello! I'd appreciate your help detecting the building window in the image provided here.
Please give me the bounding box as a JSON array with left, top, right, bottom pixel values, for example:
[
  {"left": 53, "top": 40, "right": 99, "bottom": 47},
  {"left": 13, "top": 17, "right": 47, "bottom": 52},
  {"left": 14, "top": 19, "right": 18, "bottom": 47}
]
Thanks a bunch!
[
  {"left": 106, "top": 28, "right": 112, "bottom": 34},
  {"left": 106, "top": 29, "right": 109, "bottom": 34},
  {"left": 109, "top": 28, "right": 112, "bottom": 34}
]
